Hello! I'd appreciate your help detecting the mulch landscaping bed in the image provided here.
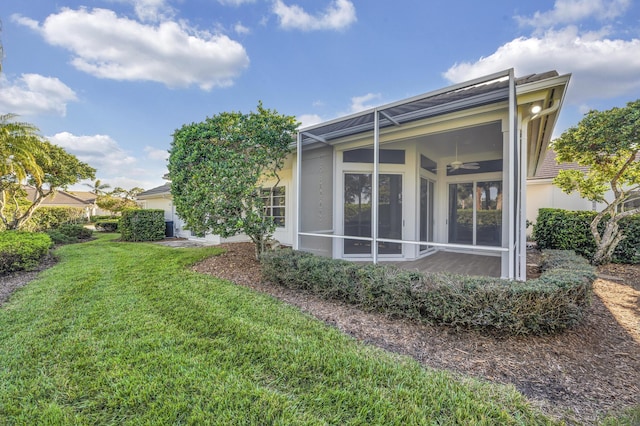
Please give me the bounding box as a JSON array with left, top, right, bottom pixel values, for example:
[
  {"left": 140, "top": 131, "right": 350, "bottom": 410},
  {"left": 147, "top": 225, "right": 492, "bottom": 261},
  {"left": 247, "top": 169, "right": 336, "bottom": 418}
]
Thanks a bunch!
[
  {"left": 191, "top": 243, "right": 640, "bottom": 425},
  {"left": 2, "top": 243, "right": 638, "bottom": 424}
]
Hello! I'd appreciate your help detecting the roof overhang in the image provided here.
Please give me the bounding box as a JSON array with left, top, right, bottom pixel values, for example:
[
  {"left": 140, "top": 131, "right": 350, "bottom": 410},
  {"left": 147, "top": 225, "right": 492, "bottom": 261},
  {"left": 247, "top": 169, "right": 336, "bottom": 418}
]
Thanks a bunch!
[
  {"left": 299, "top": 69, "right": 515, "bottom": 148},
  {"left": 516, "top": 73, "right": 571, "bottom": 177},
  {"left": 297, "top": 69, "right": 571, "bottom": 178}
]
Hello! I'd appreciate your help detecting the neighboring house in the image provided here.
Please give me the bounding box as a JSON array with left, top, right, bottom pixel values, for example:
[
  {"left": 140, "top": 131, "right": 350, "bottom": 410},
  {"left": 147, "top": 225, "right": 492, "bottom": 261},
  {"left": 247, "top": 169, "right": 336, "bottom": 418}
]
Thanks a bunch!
[
  {"left": 136, "top": 183, "right": 252, "bottom": 244},
  {"left": 526, "top": 150, "right": 640, "bottom": 234},
  {"left": 143, "top": 69, "right": 571, "bottom": 280},
  {"left": 526, "top": 150, "right": 599, "bottom": 231},
  {"left": 66, "top": 190, "right": 111, "bottom": 217},
  {"left": 23, "top": 187, "right": 96, "bottom": 219}
]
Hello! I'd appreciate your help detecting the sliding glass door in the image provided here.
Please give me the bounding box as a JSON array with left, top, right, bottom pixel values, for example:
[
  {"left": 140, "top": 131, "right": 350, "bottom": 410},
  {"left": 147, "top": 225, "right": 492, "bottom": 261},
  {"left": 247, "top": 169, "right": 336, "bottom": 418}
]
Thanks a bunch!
[
  {"left": 344, "top": 173, "right": 402, "bottom": 255},
  {"left": 448, "top": 181, "right": 502, "bottom": 246}
]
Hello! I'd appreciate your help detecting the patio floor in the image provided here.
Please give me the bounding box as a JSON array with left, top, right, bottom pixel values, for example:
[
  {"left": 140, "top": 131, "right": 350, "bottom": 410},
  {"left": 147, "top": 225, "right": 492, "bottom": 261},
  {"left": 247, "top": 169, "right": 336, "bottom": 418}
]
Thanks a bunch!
[{"left": 385, "top": 251, "right": 501, "bottom": 277}]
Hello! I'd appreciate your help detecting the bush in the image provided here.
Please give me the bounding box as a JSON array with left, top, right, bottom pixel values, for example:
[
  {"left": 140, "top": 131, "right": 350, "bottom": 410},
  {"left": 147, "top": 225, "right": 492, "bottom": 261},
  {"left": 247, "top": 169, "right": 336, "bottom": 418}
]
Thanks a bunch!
[
  {"left": 0, "top": 231, "right": 53, "bottom": 275},
  {"left": 119, "top": 209, "right": 165, "bottom": 242},
  {"left": 90, "top": 215, "right": 117, "bottom": 223},
  {"left": 533, "top": 208, "right": 640, "bottom": 264},
  {"left": 0, "top": 206, "right": 88, "bottom": 232},
  {"left": 94, "top": 220, "right": 119, "bottom": 232},
  {"left": 261, "top": 249, "right": 596, "bottom": 336},
  {"left": 46, "top": 224, "right": 93, "bottom": 245}
]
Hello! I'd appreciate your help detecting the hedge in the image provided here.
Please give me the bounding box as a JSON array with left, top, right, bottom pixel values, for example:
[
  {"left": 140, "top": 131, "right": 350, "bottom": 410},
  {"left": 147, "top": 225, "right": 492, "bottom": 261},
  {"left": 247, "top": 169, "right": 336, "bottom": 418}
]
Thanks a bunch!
[
  {"left": 260, "top": 249, "right": 596, "bottom": 336},
  {"left": 46, "top": 224, "right": 93, "bottom": 245},
  {"left": 0, "top": 206, "right": 87, "bottom": 232},
  {"left": 95, "top": 220, "right": 119, "bottom": 232},
  {"left": 119, "top": 209, "right": 165, "bottom": 242},
  {"left": 0, "top": 231, "right": 53, "bottom": 275},
  {"left": 533, "top": 208, "right": 640, "bottom": 264}
]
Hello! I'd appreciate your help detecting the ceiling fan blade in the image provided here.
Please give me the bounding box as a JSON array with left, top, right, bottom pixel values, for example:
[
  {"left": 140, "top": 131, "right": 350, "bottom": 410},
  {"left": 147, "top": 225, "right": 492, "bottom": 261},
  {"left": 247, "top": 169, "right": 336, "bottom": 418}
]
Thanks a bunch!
[{"left": 460, "top": 164, "right": 480, "bottom": 169}]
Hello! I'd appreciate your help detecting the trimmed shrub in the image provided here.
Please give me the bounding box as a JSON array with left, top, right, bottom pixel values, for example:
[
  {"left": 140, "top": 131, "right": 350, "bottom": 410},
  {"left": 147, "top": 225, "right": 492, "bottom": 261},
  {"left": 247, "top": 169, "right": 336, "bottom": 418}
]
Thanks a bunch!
[
  {"left": 0, "top": 206, "right": 87, "bottom": 232},
  {"left": 46, "top": 224, "right": 93, "bottom": 245},
  {"left": 119, "top": 209, "right": 165, "bottom": 242},
  {"left": 95, "top": 220, "right": 119, "bottom": 232},
  {"left": 28, "top": 206, "right": 87, "bottom": 231},
  {"left": 533, "top": 208, "right": 640, "bottom": 264},
  {"left": 261, "top": 249, "right": 596, "bottom": 336},
  {"left": 91, "top": 215, "right": 117, "bottom": 223},
  {"left": 0, "top": 231, "right": 53, "bottom": 275}
]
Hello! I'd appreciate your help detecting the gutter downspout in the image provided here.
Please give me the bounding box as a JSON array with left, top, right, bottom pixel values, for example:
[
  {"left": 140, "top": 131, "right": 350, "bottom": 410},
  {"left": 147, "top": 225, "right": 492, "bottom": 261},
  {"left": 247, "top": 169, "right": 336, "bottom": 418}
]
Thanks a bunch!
[{"left": 518, "top": 99, "right": 560, "bottom": 280}]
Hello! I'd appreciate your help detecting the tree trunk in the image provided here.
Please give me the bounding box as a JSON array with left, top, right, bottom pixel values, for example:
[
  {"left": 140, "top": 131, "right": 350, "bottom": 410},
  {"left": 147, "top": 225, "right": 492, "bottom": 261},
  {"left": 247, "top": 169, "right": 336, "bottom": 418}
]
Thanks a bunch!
[
  {"left": 590, "top": 215, "right": 623, "bottom": 265},
  {"left": 250, "top": 233, "right": 265, "bottom": 261}
]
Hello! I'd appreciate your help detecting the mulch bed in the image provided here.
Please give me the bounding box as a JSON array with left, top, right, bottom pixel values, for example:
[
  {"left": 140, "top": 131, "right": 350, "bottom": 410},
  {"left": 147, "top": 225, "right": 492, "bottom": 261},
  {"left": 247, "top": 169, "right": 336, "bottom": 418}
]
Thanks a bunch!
[
  {"left": 0, "top": 254, "right": 58, "bottom": 306},
  {"left": 191, "top": 243, "right": 640, "bottom": 425},
  {"left": 2, "top": 243, "right": 638, "bottom": 424}
]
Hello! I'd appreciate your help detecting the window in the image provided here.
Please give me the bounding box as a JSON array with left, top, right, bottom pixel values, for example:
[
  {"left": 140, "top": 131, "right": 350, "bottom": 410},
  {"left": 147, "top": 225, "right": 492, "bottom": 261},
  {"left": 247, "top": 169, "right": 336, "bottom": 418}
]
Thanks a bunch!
[
  {"left": 261, "top": 186, "right": 286, "bottom": 227},
  {"left": 621, "top": 191, "right": 640, "bottom": 212},
  {"left": 343, "top": 148, "right": 405, "bottom": 164}
]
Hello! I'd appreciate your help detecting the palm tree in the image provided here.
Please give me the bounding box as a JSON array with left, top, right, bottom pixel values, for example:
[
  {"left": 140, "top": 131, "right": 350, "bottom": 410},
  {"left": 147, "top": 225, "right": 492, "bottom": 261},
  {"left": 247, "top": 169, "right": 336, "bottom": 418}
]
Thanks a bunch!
[
  {"left": 123, "top": 187, "right": 144, "bottom": 200},
  {"left": 0, "top": 114, "right": 45, "bottom": 184},
  {"left": 84, "top": 179, "right": 111, "bottom": 196}
]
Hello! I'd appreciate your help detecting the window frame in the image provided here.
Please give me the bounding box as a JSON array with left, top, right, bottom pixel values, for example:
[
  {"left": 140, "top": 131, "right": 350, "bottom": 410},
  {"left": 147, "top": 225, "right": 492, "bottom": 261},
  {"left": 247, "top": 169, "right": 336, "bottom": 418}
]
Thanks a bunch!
[{"left": 261, "top": 186, "right": 286, "bottom": 228}]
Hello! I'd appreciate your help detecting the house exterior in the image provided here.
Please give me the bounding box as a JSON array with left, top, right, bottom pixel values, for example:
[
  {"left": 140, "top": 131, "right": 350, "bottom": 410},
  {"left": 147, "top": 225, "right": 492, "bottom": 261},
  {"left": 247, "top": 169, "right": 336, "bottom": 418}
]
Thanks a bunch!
[
  {"left": 143, "top": 69, "right": 571, "bottom": 281},
  {"left": 136, "top": 183, "right": 252, "bottom": 244},
  {"left": 24, "top": 187, "right": 105, "bottom": 219},
  {"left": 526, "top": 150, "right": 640, "bottom": 234},
  {"left": 294, "top": 69, "right": 570, "bottom": 280},
  {"left": 526, "top": 150, "right": 599, "bottom": 232}
]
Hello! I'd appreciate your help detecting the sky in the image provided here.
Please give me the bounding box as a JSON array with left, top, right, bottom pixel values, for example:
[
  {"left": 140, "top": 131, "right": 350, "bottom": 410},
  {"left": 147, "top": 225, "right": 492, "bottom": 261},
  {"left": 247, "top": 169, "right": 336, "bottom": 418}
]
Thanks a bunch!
[{"left": 1, "top": 0, "right": 639, "bottom": 192}]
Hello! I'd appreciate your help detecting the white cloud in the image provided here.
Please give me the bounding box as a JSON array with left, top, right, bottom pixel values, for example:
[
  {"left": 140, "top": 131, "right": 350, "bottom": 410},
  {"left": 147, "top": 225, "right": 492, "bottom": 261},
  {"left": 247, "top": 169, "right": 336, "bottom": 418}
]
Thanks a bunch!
[
  {"left": 350, "top": 93, "right": 381, "bottom": 113},
  {"left": 144, "top": 146, "right": 169, "bottom": 161},
  {"left": 234, "top": 22, "right": 251, "bottom": 35},
  {"left": 14, "top": 8, "right": 250, "bottom": 90},
  {"left": 48, "top": 132, "right": 137, "bottom": 173},
  {"left": 517, "top": 0, "right": 631, "bottom": 29},
  {"left": 297, "top": 114, "right": 323, "bottom": 128},
  {"left": 443, "top": 26, "right": 640, "bottom": 103},
  {"left": 129, "top": 0, "right": 175, "bottom": 22},
  {"left": 273, "top": 0, "right": 356, "bottom": 31},
  {"left": 49, "top": 131, "right": 168, "bottom": 191},
  {"left": 0, "top": 74, "right": 77, "bottom": 116}
]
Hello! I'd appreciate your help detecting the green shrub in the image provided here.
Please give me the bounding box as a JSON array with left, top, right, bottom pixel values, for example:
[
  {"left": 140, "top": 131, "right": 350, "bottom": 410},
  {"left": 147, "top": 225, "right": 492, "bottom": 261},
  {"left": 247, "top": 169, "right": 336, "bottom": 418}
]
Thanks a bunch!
[
  {"left": 94, "top": 220, "right": 119, "bottom": 232},
  {"left": 46, "top": 224, "right": 93, "bottom": 245},
  {"left": 0, "top": 231, "right": 53, "bottom": 275},
  {"left": 2, "top": 206, "right": 88, "bottom": 233},
  {"left": 533, "top": 208, "right": 640, "bottom": 264},
  {"left": 90, "top": 215, "right": 117, "bottom": 222},
  {"left": 261, "top": 249, "right": 596, "bottom": 336},
  {"left": 119, "top": 209, "right": 165, "bottom": 242}
]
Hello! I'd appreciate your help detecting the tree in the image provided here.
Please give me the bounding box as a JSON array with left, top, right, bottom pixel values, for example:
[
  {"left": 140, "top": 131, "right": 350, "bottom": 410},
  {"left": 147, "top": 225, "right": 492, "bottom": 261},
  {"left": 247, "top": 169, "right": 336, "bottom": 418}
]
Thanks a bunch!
[
  {"left": 1, "top": 114, "right": 45, "bottom": 184},
  {"left": 95, "top": 194, "right": 139, "bottom": 214},
  {"left": 553, "top": 99, "right": 640, "bottom": 265},
  {"left": 84, "top": 179, "right": 111, "bottom": 196},
  {"left": 111, "top": 186, "right": 144, "bottom": 200},
  {"left": 96, "top": 187, "right": 143, "bottom": 214},
  {"left": 168, "top": 102, "right": 298, "bottom": 258},
  {"left": 1, "top": 135, "right": 96, "bottom": 230}
]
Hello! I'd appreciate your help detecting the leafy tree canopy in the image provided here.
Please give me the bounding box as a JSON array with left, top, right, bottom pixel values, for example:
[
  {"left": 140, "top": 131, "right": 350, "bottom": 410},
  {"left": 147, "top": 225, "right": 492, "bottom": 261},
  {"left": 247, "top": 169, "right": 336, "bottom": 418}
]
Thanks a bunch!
[
  {"left": 1, "top": 121, "right": 95, "bottom": 230},
  {"left": 552, "top": 99, "right": 640, "bottom": 264},
  {"left": 168, "top": 102, "right": 298, "bottom": 257},
  {"left": 96, "top": 194, "right": 140, "bottom": 214},
  {"left": 84, "top": 179, "right": 111, "bottom": 196}
]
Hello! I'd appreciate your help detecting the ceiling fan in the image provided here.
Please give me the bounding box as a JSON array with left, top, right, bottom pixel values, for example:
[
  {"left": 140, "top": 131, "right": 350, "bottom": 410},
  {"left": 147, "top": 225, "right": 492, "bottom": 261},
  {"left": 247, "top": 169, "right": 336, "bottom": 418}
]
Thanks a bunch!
[{"left": 448, "top": 143, "right": 479, "bottom": 171}]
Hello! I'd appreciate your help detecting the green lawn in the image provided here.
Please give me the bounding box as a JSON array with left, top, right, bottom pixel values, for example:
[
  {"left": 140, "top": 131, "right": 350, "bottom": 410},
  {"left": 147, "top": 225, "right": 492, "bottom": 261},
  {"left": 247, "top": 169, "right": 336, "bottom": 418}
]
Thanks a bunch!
[{"left": 0, "top": 234, "right": 554, "bottom": 425}]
